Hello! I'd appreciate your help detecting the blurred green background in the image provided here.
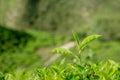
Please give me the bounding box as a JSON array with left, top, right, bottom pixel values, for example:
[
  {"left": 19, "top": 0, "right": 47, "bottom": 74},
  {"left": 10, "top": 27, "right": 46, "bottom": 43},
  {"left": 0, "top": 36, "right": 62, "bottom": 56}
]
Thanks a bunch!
[{"left": 0, "top": 0, "right": 120, "bottom": 73}]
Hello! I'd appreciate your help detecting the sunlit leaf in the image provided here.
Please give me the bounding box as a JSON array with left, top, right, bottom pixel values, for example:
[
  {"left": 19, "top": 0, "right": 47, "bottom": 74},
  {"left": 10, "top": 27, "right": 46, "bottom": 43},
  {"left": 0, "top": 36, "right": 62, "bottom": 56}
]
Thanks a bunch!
[
  {"left": 72, "top": 31, "right": 80, "bottom": 46},
  {"left": 79, "top": 35, "right": 101, "bottom": 50},
  {"left": 52, "top": 48, "right": 73, "bottom": 55}
]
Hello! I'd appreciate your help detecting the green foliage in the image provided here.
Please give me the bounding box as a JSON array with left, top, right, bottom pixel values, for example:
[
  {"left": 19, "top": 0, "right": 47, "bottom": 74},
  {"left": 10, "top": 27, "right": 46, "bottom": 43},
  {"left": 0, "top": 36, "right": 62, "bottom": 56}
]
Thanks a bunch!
[
  {"left": 0, "top": 25, "right": 33, "bottom": 53},
  {"left": 0, "top": 0, "right": 120, "bottom": 79},
  {"left": 0, "top": 32, "right": 120, "bottom": 80},
  {"left": 0, "top": 72, "right": 5, "bottom": 80},
  {"left": 0, "top": 25, "right": 39, "bottom": 73},
  {"left": 52, "top": 48, "right": 73, "bottom": 55},
  {"left": 26, "top": 29, "right": 65, "bottom": 48},
  {"left": 36, "top": 61, "right": 120, "bottom": 80},
  {"left": 0, "top": 26, "right": 66, "bottom": 73},
  {"left": 36, "top": 33, "right": 119, "bottom": 80},
  {"left": 52, "top": 32, "right": 101, "bottom": 61}
]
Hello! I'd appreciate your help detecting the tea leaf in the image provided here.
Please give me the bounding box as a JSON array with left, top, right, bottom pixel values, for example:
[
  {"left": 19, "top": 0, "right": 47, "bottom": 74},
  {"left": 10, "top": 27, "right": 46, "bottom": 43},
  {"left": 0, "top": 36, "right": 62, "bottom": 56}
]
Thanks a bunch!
[
  {"left": 72, "top": 31, "right": 80, "bottom": 46},
  {"left": 79, "top": 35, "right": 101, "bottom": 50},
  {"left": 52, "top": 48, "right": 73, "bottom": 55}
]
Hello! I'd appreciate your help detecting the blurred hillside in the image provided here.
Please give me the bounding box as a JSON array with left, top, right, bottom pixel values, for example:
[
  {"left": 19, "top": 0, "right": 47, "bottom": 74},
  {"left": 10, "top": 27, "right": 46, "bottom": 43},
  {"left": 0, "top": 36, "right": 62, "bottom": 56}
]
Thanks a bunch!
[{"left": 0, "top": 0, "right": 120, "bottom": 39}]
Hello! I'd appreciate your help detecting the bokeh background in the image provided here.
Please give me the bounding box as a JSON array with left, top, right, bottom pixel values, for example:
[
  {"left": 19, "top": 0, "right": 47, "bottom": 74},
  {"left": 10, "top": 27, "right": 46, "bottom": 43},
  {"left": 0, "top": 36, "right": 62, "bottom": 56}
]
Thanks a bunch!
[{"left": 0, "top": 0, "right": 120, "bottom": 73}]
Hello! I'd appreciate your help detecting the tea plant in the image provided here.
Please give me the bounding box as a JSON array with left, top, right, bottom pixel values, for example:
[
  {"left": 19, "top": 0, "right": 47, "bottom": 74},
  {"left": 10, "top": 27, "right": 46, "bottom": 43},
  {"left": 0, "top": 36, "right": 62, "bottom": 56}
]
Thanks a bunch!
[
  {"left": 36, "top": 32, "right": 120, "bottom": 80},
  {"left": 52, "top": 32, "right": 101, "bottom": 62},
  {"left": 0, "top": 32, "right": 120, "bottom": 80}
]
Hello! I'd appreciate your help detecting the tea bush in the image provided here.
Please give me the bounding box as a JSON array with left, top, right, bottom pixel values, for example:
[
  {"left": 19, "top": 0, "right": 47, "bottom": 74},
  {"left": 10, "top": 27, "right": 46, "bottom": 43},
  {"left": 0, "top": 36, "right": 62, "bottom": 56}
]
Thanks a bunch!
[
  {"left": 0, "top": 32, "right": 119, "bottom": 80},
  {"left": 36, "top": 32, "right": 120, "bottom": 80},
  {"left": 0, "top": 26, "right": 66, "bottom": 73}
]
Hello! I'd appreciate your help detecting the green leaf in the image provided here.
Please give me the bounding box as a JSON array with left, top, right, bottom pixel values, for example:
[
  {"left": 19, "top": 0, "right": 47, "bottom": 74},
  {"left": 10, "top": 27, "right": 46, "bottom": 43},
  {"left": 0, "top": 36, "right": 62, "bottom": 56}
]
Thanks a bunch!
[
  {"left": 60, "top": 58, "right": 66, "bottom": 66},
  {"left": 51, "top": 65, "right": 60, "bottom": 74},
  {"left": 5, "top": 74, "right": 13, "bottom": 80},
  {"left": 0, "top": 72, "right": 5, "bottom": 80},
  {"left": 79, "top": 35, "right": 101, "bottom": 50},
  {"left": 72, "top": 31, "right": 80, "bottom": 46},
  {"left": 94, "top": 75, "right": 100, "bottom": 79},
  {"left": 37, "top": 68, "right": 46, "bottom": 79},
  {"left": 52, "top": 48, "right": 73, "bottom": 55}
]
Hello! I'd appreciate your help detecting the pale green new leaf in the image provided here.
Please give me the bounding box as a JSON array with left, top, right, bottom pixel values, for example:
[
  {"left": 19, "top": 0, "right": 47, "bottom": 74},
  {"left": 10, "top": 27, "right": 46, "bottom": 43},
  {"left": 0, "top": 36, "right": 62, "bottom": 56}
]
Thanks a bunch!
[
  {"left": 79, "top": 35, "right": 101, "bottom": 50},
  {"left": 72, "top": 31, "right": 80, "bottom": 46},
  {"left": 52, "top": 48, "right": 73, "bottom": 55},
  {"left": 51, "top": 65, "right": 60, "bottom": 74},
  {"left": 60, "top": 58, "right": 66, "bottom": 66}
]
